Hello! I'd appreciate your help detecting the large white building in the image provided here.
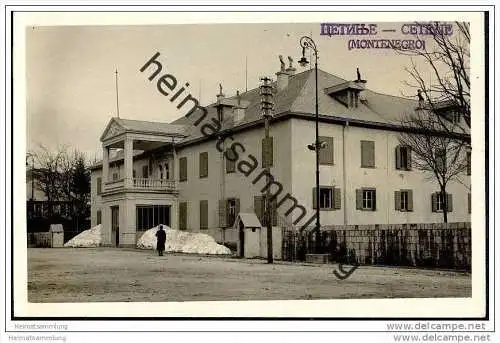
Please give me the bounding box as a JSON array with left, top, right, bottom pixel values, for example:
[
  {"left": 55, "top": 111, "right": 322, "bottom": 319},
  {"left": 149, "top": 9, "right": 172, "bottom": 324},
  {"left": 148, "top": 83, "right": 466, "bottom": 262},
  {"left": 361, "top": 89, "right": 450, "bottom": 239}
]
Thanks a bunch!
[{"left": 90, "top": 59, "right": 471, "bottom": 248}]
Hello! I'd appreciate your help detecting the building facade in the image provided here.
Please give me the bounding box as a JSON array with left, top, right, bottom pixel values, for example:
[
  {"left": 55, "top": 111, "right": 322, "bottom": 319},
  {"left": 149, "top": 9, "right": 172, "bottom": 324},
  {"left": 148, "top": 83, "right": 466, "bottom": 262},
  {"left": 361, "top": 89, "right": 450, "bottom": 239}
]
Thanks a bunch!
[{"left": 90, "top": 63, "right": 471, "bottom": 247}]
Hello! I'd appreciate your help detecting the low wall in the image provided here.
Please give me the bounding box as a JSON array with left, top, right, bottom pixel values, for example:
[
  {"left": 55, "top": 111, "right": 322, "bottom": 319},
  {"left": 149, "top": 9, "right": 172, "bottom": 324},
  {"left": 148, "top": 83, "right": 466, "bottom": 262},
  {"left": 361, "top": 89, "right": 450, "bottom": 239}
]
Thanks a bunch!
[
  {"left": 28, "top": 232, "right": 53, "bottom": 248},
  {"left": 282, "top": 223, "right": 471, "bottom": 270}
]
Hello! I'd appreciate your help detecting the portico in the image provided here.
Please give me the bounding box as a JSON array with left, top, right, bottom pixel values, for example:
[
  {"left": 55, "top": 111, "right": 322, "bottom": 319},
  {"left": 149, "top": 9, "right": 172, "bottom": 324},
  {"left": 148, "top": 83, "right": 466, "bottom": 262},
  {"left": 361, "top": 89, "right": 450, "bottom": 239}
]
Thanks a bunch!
[{"left": 98, "top": 117, "right": 188, "bottom": 247}]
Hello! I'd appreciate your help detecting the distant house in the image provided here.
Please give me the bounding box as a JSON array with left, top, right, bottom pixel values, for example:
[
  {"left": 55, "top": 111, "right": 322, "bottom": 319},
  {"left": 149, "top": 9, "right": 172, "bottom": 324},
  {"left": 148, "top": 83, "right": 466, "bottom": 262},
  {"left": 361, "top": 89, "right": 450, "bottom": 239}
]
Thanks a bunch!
[{"left": 90, "top": 63, "right": 471, "bottom": 248}]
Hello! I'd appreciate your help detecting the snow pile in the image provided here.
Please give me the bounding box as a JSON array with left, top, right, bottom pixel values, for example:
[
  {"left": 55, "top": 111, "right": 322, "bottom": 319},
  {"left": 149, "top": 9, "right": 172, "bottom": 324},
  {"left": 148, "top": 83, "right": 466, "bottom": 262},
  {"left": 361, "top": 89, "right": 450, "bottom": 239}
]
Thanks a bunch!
[
  {"left": 64, "top": 224, "right": 102, "bottom": 248},
  {"left": 137, "top": 225, "right": 231, "bottom": 255}
]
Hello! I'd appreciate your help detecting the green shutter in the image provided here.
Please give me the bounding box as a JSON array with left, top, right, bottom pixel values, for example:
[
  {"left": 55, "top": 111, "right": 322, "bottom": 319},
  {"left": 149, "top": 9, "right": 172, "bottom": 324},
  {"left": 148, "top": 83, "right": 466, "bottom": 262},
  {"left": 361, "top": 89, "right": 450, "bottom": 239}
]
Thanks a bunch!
[
  {"left": 395, "top": 146, "right": 401, "bottom": 170},
  {"left": 96, "top": 177, "right": 102, "bottom": 194},
  {"left": 407, "top": 147, "right": 412, "bottom": 170},
  {"left": 179, "top": 202, "right": 187, "bottom": 230},
  {"left": 254, "top": 195, "right": 264, "bottom": 224},
  {"left": 395, "top": 191, "right": 401, "bottom": 210},
  {"left": 199, "top": 152, "right": 208, "bottom": 178},
  {"left": 218, "top": 199, "right": 227, "bottom": 227},
  {"left": 446, "top": 193, "right": 453, "bottom": 212},
  {"left": 407, "top": 190, "right": 414, "bottom": 212},
  {"left": 333, "top": 188, "right": 342, "bottom": 210},
  {"left": 200, "top": 200, "right": 208, "bottom": 229},
  {"left": 361, "top": 141, "right": 375, "bottom": 167},
  {"left": 262, "top": 136, "right": 274, "bottom": 168},
  {"left": 319, "top": 136, "right": 334, "bottom": 165},
  {"left": 356, "top": 189, "right": 363, "bottom": 210},
  {"left": 468, "top": 193, "right": 471, "bottom": 214},
  {"left": 431, "top": 193, "right": 437, "bottom": 212},
  {"left": 372, "top": 189, "right": 377, "bottom": 211},
  {"left": 179, "top": 157, "right": 187, "bottom": 182},
  {"left": 467, "top": 152, "right": 471, "bottom": 175}
]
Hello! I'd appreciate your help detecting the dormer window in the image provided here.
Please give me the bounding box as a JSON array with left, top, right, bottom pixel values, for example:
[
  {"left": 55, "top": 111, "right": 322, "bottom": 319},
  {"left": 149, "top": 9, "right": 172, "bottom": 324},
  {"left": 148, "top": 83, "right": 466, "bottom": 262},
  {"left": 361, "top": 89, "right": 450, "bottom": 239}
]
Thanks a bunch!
[{"left": 325, "top": 81, "right": 365, "bottom": 109}]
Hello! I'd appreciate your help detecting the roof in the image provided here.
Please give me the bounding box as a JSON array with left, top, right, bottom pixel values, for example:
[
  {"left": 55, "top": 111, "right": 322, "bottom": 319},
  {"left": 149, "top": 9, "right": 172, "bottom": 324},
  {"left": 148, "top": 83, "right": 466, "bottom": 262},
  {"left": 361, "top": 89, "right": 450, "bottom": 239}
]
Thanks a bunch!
[
  {"left": 235, "top": 213, "right": 262, "bottom": 228},
  {"left": 115, "top": 118, "right": 188, "bottom": 136}
]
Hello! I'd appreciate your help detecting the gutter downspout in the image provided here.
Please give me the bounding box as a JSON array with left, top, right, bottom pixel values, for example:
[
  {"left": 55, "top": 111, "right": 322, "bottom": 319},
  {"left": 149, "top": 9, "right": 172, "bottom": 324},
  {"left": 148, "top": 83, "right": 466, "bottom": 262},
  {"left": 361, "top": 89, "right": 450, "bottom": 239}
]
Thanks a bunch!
[{"left": 343, "top": 120, "right": 349, "bottom": 225}]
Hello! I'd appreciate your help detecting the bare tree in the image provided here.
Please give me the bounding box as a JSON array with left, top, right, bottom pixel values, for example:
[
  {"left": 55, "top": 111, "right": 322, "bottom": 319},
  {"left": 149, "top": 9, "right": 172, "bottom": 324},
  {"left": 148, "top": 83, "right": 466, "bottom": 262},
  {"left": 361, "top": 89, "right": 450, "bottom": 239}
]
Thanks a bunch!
[
  {"left": 29, "top": 145, "right": 68, "bottom": 217},
  {"left": 396, "top": 21, "right": 470, "bottom": 136},
  {"left": 399, "top": 107, "right": 470, "bottom": 223}
]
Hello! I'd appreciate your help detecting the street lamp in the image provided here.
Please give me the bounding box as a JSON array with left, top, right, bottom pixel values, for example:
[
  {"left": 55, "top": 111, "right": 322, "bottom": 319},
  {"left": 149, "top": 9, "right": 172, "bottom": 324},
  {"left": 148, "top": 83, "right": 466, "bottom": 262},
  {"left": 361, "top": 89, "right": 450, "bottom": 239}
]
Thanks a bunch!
[
  {"left": 298, "top": 36, "right": 322, "bottom": 249},
  {"left": 260, "top": 76, "right": 275, "bottom": 264}
]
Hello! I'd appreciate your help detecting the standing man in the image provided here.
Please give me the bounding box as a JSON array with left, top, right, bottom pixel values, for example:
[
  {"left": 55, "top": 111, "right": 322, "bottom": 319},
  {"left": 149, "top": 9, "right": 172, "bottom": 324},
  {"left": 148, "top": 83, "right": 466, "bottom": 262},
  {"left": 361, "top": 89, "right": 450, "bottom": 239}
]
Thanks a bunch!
[{"left": 155, "top": 224, "right": 166, "bottom": 256}]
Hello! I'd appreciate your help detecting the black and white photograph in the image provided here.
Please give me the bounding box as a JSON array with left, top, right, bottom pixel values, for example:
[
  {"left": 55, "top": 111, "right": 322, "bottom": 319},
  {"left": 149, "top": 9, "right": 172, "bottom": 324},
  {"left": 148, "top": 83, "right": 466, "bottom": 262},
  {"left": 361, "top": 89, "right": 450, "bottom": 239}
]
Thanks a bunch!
[{"left": 3, "top": 5, "right": 495, "bottom": 342}]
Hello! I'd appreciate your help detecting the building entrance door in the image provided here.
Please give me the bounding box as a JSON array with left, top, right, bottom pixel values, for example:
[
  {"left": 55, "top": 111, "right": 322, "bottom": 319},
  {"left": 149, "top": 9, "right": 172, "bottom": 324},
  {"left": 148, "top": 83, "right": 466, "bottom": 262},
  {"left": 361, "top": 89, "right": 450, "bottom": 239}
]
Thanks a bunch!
[{"left": 111, "top": 206, "right": 119, "bottom": 247}]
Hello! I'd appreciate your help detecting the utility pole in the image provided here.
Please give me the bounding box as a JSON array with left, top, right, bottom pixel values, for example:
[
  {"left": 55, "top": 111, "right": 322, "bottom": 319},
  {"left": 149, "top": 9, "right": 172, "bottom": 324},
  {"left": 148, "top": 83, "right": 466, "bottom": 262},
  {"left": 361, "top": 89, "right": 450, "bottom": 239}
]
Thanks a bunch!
[{"left": 260, "top": 76, "right": 274, "bottom": 263}]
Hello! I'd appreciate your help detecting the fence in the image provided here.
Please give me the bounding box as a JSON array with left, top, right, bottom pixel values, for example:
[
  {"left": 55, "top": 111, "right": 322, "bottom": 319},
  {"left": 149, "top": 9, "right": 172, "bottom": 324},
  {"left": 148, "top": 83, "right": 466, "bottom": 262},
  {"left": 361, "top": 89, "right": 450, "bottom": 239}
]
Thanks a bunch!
[{"left": 282, "top": 223, "right": 471, "bottom": 270}]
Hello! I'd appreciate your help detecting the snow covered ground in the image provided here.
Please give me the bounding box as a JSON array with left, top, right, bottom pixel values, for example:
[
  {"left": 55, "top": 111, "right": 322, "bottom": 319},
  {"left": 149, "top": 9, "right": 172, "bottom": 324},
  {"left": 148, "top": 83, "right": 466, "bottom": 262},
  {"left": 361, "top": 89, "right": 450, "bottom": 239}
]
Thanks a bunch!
[
  {"left": 64, "top": 224, "right": 102, "bottom": 248},
  {"left": 137, "top": 225, "right": 231, "bottom": 255}
]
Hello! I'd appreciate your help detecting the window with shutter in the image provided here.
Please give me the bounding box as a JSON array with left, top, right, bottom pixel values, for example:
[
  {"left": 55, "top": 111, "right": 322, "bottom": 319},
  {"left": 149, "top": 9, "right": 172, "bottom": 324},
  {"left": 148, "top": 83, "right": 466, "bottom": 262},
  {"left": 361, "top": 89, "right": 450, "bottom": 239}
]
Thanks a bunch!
[
  {"left": 312, "top": 187, "right": 337, "bottom": 210},
  {"left": 396, "top": 190, "right": 413, "bottom": 212},
  {"left": 179, "top": 157, "right": 187, "bottom": 182},
  {"left": 96, "top": 177, "right": 102, "bottom": 195},
  {"left": 218, "top": 199, "right": 227, "bottom": 227},
  {"left": 226, "top": 155, "right": 236, "bottom": 173},
  {"left": 262, "top": 136, "right": 274, "bottom": 168},
  {"left": 96, "top": 210, "right": 102, "bottom": 225},
  {"left": 226, "top": 198, "right": 238, "bottom": 228},
  {"left": 431, "top": 193, "right": 437, "bottom": 212},
  {"left": 179, "top": 202, "right": 188, "bottom": 230},
  {"left": 319, "top": 136, "right": 334, "bottom": 165},
  {"left": 199, "top": 200, "right": 208, "bottom": 229},
  {"left": 254, "top": 195, "right": 264, "bottom": 224},
  {"left": 396, "top": 145, "right": 411, "bottom": 170},
  {"left": 199, "top": 152, "right": 208, "bottom": 178},
  {"left": 358, "top": 188, "right": 376, "bottom": 211},
  {"left": 361, "top": 140, "right": 375, "bottom": 168}
]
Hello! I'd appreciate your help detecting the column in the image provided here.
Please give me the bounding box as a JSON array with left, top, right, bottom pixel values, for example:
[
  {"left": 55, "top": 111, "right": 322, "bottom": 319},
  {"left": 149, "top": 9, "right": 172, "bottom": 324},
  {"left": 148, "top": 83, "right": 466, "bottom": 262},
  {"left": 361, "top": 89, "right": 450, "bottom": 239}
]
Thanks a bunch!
[
  {"left": 124, "top": 136, "right": 133, "bottom": 188},
  {"left": 102, "top": 146, "right": 109, "bottom": 183}
]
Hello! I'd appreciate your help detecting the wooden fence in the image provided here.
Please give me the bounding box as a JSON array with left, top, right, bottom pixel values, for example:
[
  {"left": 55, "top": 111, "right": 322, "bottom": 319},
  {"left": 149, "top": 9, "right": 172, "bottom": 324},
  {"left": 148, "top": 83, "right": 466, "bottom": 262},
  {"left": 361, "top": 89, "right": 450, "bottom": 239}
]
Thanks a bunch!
[{"left": 282, "top": 223, "right": 471, "bottom": 270}]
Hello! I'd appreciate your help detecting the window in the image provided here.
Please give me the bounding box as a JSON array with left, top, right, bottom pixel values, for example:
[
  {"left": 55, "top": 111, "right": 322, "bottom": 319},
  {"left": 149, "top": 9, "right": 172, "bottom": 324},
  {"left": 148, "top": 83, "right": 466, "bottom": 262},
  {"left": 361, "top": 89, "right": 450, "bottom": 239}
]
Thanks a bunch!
[
  {"left": 262, "top": 136, "right": 274, "bottom": 168},
  {"left": 318, "top": 136, "right": 334, "bottom": 165},
  {"left": 159, "top": 165, "right": 164, "bottom": 179},
  {"left": 96, "top": 177, "right": 102, "bottom": 195},
  {"left": 96, "top": 210, "right": 102, "bottom": 225},
  {"left": 436, "top": 148, "right": 447, "bottom": 171},
  {"left": 313, "top": 187, "right": 341, "bottom": 210},
  {"left": 227, "top": 198, "right": 238, "bottom": 228},
  {"left": 142, "top": 165, "right": 149, "bottom": 179},
  {"left": 431, "top": 192, "right": 453, "bottom": 212},
  {"left": 199, "top": 200, "right": 208, "bottom": 230},
  {"left": 361, "top": 140, "right": 375, "bottom": 168},
  {"left": 112, "top": 172, "right": 119, "bottom": 181},
  {"left": 226, "top": 149, "right": 236, "bottom": 173},
  {"left": 199, "top": 152, "right": 208, "bottom": 178},
  {"left": 395, "top": 145, "right": 412, "bottom": 170},
  {"left": 356, "top": 188, "right": 376, "bottom": 211},
  {"left": 395, "top": 190, "right": 413, "bottom": 211},
  {"left": 254, "top": 195, "right": 277, "bottom": 225},
  {"left": 179, "top": 157, "right": 187, "bottom": 182},
  {"left": 179, "top": 202, "right": 188, "bottom": 230},
  {"left": 164, "top": 163, "right": 170, "bottom": 179},
  {"left": 137, "top": 205, "right": 171, "bottom": 231}
]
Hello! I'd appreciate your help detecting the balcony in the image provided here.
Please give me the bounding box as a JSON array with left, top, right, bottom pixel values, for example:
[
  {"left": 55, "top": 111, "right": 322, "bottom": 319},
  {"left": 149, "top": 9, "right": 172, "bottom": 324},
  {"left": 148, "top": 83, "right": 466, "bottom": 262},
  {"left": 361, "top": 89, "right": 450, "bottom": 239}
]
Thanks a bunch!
[{"left": 104, "top": 178, "right": 178, "bottom": 194}]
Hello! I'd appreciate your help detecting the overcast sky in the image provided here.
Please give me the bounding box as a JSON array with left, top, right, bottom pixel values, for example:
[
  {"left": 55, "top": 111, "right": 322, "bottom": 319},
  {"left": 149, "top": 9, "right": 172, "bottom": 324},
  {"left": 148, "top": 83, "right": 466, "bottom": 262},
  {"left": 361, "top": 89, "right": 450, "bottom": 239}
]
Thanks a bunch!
[{"left": 26, "top": 22, "right": 438, "bottom": 159}]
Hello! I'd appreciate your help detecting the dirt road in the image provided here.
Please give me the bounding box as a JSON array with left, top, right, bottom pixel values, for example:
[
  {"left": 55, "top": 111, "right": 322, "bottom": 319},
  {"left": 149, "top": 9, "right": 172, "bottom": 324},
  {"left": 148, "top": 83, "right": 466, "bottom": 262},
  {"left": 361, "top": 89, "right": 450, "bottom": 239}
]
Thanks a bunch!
[{"left": 28, "top": 248, "right": 471, "bottom": 302}]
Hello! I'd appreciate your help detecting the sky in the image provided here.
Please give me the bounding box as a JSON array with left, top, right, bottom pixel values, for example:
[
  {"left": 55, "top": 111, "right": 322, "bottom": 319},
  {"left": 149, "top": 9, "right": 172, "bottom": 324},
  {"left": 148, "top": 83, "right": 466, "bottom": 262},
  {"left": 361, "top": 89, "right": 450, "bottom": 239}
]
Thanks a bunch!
[{"left": 26, "top": 22, "right": 440, "bottom": 159}]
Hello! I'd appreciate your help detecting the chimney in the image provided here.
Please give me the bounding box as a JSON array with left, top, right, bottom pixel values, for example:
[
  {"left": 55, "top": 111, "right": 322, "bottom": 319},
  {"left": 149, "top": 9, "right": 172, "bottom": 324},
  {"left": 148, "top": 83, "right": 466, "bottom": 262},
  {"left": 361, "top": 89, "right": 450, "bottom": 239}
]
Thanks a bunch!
[
  {"left": 276, "top": 55, "right": 290, "bottom": 91},
  {"left": 286, "top": 56, "right": 296, "bottom": 76},
  {"left": 233, "top": 90, "right": 245, "bottom": 123}
]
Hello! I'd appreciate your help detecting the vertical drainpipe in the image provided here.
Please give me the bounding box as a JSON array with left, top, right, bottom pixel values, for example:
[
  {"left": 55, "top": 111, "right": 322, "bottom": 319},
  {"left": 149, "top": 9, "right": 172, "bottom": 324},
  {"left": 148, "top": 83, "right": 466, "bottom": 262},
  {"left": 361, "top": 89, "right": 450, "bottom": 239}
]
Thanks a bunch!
[
  {"left": 218, "top": 104, "right": 226, "bottom": 243},
  {"left": 343, "top": 120, "right": 348, "bottom": 225},
  {"left": 386, "top": 132, "right": 390, "bottom": 225}
]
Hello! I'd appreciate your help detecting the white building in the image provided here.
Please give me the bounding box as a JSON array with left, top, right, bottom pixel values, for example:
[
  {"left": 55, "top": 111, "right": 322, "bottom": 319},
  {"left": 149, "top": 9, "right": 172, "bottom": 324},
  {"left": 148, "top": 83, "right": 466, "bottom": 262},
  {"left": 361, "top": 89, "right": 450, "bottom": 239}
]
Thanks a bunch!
[{"left": 90, "top": 62, "right": 471, "bottom": 248}]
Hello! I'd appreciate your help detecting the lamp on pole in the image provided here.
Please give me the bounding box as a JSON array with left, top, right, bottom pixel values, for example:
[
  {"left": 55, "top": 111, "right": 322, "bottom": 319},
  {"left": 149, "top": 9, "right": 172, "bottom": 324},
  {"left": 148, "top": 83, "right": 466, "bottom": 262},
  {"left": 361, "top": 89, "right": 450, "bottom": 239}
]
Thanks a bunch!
[
  {"left": 260, "top": 76, "right": 275, "bottom": 264},
  {"left": 298, "top": 36, "right": 322, "bottom": 249}
]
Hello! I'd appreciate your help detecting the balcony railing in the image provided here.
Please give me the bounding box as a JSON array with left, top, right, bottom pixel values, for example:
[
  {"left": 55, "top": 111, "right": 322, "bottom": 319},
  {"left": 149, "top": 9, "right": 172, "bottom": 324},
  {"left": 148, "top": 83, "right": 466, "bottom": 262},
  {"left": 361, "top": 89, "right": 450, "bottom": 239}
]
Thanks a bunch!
[
  {"left": 104, "top": 178, "right": 178, "bottom": 193},
  {"left": 132, "top": 178, "right": 177, "bottom": 191}
]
